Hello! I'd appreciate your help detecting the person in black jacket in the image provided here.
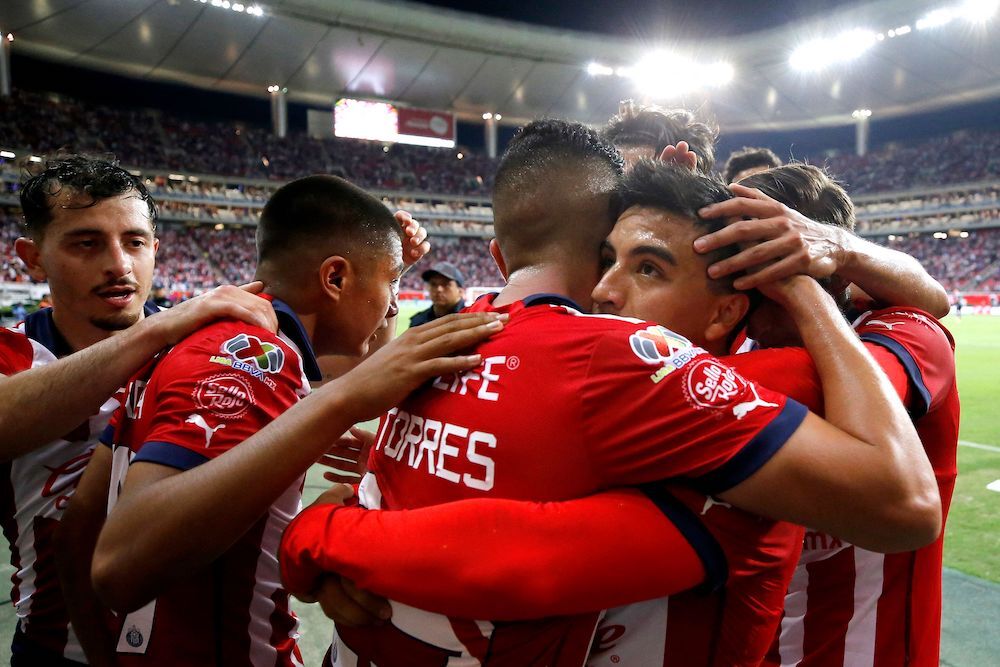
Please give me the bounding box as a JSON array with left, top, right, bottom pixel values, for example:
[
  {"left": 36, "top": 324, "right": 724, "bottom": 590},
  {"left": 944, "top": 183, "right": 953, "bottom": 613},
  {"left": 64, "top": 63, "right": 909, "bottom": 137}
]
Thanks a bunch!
[{"left": 409, "top": 262, "right": 466, "bottom": 327}]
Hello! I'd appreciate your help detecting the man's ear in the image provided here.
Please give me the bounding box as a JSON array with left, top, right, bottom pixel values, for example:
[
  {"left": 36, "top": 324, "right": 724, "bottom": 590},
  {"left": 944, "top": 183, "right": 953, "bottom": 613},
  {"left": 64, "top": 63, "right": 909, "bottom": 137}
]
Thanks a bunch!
[
  {"left": 489, "top": 239, "right": 508, "bottom": 280},
  {"left": 704, "top": 292, "right": 750, "bottom": 345},
  {"left": 319, "top": 255, "right": 350, "bottom": 303},
  {"left": 14, "top": 237, "right": 47, "bottom": 282}
]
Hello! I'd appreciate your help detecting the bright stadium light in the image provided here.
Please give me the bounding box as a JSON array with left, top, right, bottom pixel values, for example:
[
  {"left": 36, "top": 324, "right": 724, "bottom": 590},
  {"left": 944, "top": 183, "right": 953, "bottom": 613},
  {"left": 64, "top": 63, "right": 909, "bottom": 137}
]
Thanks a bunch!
[
  {"left": 28, "top": 156, "right": 42, "bottom": 163},
  {"left": 495, "top": 113, "right": 502, "bottom": 120},
  {"left": 0, "top": 151, "right": 15, "bottom": 159},
  {"left": 916, "top": 8, "right": 955, "bottom": 30},
  {"left": 790, "top": 29, "right": 877, "bottom": 71},
  {"left": 958, "top": 0, "right": 1000, "bottom": 22},
  {"left": 625, "top": 51, "right": 734, "bottom": 97},
  {"left": 267, "top": 84, "right": 279, "bottom": 93},
  {"left": 852, "top": 108, "right": 872, "bottom": 118},
  {"left": 586, "top": 62, "right": 614, "bottom": 76},
  {"left": 482, "top": 112, "right": 492, "bottom": 120},
  {"left": 960, "top": 230, "right": 970, "bottom": 238}
]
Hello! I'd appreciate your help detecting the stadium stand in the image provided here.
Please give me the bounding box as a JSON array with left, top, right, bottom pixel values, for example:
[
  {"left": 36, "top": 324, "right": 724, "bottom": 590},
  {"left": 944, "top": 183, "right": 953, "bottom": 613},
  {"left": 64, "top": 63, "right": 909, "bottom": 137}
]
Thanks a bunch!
[{"left": 1, "top": 87, "right": 997, "bottom": 303}]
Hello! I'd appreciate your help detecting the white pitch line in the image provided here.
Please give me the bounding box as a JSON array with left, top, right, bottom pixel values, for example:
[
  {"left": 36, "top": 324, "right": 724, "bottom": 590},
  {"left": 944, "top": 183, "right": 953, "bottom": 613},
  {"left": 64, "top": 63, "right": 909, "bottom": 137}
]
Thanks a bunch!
[
  {"left": 959, "top": 440, "right": 1000, "bottom": 453},
  {"left": 987, "top": 480, "right": 1000, "bottom": 493}
]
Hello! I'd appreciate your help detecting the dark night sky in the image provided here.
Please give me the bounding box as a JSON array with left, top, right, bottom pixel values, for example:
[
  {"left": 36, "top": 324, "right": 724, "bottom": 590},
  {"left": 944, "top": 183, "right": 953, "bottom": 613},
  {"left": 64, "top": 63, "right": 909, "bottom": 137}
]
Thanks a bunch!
[{"left": 410, "top": 0, "right": 861, "bottom": 39}]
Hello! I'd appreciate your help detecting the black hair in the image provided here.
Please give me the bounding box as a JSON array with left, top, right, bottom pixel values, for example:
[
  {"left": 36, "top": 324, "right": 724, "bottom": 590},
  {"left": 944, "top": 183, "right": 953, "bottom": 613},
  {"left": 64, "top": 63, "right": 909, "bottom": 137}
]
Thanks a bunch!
[
  {"left": 618, "top": 159, "right": 742, "bottom": 295},
  {"left": 722, "top": 146, "right": 783, "bottom": 184},
  {"left": 494, "top": 118, "right": 625, "bottom": 193},
  {"left": 256, "top": 174, "right": 399, "bottom": 267},
  {"left": 19, "top": 155, "right": 157, "bottom": 238},
  {"left": 491, "top": 119, "right": 625, "bottom": 271},
  {"left": 739, "top": 163, "right": 855, "bottom": 232},
  {"left": 603, "top": 101, "right": 719, "bottom": 174}
]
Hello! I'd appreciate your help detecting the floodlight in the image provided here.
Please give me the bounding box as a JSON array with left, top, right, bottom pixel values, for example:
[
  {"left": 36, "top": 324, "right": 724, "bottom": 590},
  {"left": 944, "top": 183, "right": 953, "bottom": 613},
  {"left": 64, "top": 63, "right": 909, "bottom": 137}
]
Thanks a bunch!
[
  {"left": 790, "top": 29, "right": 877, "bottom": 71},
  {"left": 852, "top": 108, "right": 872, "bottom": 119},
  {"left": 625, "top": 51, "right": 734, "bottom": 97},
  {"left": 586, "top": 62, "right": 614, "bottom": 76},
  {"left": 0, "top": 151, "right": 15, "bottom": 159},
  {"left": 482, "top": 112, "right": 492, "bottom": 120},
  {"left": 916, "top": 8, "right": 955, "bottom": 30},
  {"left": 958, "top": 0, "right": 1000, "bottom": 22}
]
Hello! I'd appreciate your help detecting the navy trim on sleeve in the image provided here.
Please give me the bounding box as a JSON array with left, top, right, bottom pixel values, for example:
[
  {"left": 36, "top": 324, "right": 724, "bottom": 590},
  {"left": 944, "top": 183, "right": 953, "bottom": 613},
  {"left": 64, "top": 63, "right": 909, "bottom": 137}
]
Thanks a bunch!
[
  {"left": 693, "top": 399, "right": 809, "bottom": 496},
  {"left": 859, "top": 332, "right": 932, "bottom": 418},
  {"left": 639, "top": 483, "right": 728, "bottom": 594},
  {"left": 132, "top": 441, "right": 210, "bottom": 471}
]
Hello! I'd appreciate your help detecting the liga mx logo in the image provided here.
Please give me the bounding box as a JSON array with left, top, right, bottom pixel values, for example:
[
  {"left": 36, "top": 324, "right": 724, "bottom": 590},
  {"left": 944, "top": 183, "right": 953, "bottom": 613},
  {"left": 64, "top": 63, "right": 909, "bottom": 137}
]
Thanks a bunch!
[
  {"left": 222, "top": 333, "right": 285, "bottom": 373},
  {"left": 629, "top": 326, "right": 692, "bottom": 365}
]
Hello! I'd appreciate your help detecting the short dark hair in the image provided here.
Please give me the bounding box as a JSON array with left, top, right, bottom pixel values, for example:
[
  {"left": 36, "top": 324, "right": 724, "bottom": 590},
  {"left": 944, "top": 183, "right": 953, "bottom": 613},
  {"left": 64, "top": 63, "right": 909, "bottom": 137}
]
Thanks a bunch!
[
  {"left": 739, "top": 163, "right": 855, "bottom": 232},
  {"left": 603, "top": 101, "right": 718, "bottom": 174},
  {"left": 256, "top": 175, "right": 399, "bottom": 268},
  {"left": 492, "top": 119, "right": 624, "bottom": 271},
  {"left": 617, "top": 159, "right": 740, "bottom": 294},
  {"left": 19, "top": 155, "right": 157, "bottom": 239},
  {"left": 722, "top": 146, "right": 783, "bottom": 184}
]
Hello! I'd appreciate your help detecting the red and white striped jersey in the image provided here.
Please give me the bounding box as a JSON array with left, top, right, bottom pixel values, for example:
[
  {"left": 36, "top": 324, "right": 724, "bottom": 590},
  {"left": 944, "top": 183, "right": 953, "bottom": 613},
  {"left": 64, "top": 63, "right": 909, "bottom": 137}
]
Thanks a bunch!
[
  {"left": 0, "top": 309, "right": 122, "bottom": 663},
  {"left": 100, "top": 297, "right": 319, "bottom": 666},
  {"left": 764, "top": 307, "right": 959, "bottom": 667}
]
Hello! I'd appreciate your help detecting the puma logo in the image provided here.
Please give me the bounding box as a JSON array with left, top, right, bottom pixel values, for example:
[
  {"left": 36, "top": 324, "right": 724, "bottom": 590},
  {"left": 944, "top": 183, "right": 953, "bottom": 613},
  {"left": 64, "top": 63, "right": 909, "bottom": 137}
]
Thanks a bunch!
[
  {"left": 701, "top": 495, "right": 732, "bottom": 515},
  {"left": 732, "top": 384, "right": 779, "bottom": 420},
  {"left": 185, "top": 414, "right": 226, "bottom": 447},
  {"left": 865, "top": 319, "right": 899, "bottom": 330}
]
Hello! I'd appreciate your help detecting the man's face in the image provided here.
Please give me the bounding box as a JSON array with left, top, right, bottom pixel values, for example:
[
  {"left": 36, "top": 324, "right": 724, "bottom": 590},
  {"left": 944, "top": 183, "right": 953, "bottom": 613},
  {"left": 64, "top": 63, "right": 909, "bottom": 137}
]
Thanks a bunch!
[
  {"left": 24, "top": 193, "right": 157, "bottom": 334},
  {"left": 592, "top": 206, "right": 727, "bottom": 350},
  {"left": 338, "top": 237, "right": 403, "bottom": 357},
  {"left": 426, "top": 275, "right": 462, "bottom": 310}
]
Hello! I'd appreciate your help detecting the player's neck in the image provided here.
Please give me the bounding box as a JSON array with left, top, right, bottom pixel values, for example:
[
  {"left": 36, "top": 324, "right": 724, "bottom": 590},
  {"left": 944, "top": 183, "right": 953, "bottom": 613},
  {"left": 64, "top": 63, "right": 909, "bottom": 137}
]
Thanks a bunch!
[
  {"left": 494, "top": 264, "right": 594, "bottom": 310},
  {"left": 50, "top": 308, "right": 127, "bottom": 353}
]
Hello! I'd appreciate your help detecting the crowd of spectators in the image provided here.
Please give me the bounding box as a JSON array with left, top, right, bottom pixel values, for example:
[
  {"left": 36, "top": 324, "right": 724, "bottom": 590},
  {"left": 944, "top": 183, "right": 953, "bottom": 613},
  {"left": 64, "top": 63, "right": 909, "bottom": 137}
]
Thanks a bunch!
[
  {"left": 2, "top": 86, "right": 999, "bottom": 300},
  {"left": 816, "top": 129, "right": 1000, "bottom": 195}
]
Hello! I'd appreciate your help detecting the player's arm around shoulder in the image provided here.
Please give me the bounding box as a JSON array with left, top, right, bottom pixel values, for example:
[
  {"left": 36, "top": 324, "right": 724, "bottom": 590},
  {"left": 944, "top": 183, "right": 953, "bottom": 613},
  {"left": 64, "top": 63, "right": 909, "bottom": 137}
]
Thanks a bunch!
[
  {"left": 718, "top": 278, "right": 940, "bottom": 554},
  {"left": 91, "top": 324, "right": 302, "bottom": 612}
]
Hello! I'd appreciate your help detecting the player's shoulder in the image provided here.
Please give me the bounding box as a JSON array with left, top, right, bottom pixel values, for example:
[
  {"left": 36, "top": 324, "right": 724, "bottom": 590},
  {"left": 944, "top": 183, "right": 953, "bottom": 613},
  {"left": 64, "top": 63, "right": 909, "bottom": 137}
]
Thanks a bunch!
[
  {"left": 854, "top": 307, "right": 954, "bottom": 351},
  {"left": 158, "top": 320, "right": 293, "bottom": 384},
  {"left": 0, "top": 324, "right": 35, "bottom": 374}
]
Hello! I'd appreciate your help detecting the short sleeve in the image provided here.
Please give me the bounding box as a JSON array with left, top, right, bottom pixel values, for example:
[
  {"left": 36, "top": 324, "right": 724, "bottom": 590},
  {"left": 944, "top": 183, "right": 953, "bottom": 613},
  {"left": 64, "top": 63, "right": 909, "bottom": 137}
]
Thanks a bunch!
[
  {"left": 132, "top": 328, "right": 302, "bottom": 471},
  {"left": 581, "top": 325, "right": 808, "bottom": 494},
  {"left": 855, "top": 308, "right": 956, "bottom": 417}
]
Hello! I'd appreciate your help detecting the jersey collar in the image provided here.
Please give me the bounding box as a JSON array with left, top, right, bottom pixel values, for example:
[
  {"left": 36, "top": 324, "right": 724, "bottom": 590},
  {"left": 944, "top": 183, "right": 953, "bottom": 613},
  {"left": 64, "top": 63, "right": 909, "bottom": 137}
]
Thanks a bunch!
[
  {"left": 25, "top": 303, "right": 159, "bottom": 359},
  {"left": 521, "top": 293, "right": 585, "bottom": 311},
  {"left": 268, "top": 297, "right": 322, "bottom": 383}
]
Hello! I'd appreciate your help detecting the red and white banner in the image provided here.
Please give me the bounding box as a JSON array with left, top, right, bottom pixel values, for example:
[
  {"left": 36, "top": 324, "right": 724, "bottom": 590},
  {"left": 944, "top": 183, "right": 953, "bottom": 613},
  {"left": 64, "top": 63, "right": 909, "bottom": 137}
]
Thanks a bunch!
[{"left": 397, "top": 108, "right": 455, "bottom": 148}]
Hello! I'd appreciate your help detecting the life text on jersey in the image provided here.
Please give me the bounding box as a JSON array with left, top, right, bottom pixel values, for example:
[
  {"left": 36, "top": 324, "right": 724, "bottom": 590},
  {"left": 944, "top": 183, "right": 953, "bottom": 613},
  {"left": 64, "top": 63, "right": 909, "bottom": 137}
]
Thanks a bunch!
[{"left": 372, "top": 355, "right": 512, "bottom": 493}]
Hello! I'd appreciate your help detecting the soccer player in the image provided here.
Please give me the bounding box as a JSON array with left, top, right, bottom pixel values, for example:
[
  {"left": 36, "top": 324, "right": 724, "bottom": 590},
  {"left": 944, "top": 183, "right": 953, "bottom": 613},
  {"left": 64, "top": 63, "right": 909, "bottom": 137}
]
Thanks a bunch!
[
  {"left": 602, "top": 100, "right": 718, "bottom": 173},
  {"left": 408, "top": 261, "right": 466, "bottom": 327},
  {"left": 282, "top": 162, "right": 956, "bottom": 666},
  {"left": 281, "top": 121, "right": 939, "bottom": 665},
  {"left": 58, "top": 174, "right": 503, "bottom": 666},
  {"left": 722, "top": 146, "right": 783, "bottom": 184},
  {"left": 1, "top": 155, "right": 277, "bottom": 666}
]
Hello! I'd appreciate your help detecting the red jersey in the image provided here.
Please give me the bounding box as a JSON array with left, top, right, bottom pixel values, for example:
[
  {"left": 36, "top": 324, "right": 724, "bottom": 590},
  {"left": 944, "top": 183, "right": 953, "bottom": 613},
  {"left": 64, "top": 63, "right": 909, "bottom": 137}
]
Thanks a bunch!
[
  {"left": 0, "top": 307, "right": 150, "bottom": 663},
  {"left": 764, "top": 307, "right": 959, "bottom": 667},
  {"left": 329, "top": 294, "right": 808, "bottom": 666},
  {"left": 101, "top": 298, "right": 320, "bottom": 666}
]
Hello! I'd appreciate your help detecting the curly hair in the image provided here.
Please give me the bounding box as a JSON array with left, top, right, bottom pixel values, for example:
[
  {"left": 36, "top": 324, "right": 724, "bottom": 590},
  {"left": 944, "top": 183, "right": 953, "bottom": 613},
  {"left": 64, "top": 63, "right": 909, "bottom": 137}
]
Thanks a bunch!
[
  {"left": 19, "top": 154, "right": 157, "bottom": 238},
  {"left": 602, "top": 101, "right": 718, "bottom": 174}
]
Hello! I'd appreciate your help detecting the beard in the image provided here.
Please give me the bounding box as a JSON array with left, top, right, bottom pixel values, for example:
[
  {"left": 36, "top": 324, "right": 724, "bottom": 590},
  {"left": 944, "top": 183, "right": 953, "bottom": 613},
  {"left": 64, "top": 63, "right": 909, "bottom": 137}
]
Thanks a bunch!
[{"left": 90, "top": 308, "right": 143, "bottom": 332}]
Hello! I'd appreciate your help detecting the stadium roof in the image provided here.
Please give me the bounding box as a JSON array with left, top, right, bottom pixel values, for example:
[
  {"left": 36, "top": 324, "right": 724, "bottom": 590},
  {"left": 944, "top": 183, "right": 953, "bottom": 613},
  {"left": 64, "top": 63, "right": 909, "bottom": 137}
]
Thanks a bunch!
[{"left": 3, "top": 0, "right": 999, "bottom": 132}]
